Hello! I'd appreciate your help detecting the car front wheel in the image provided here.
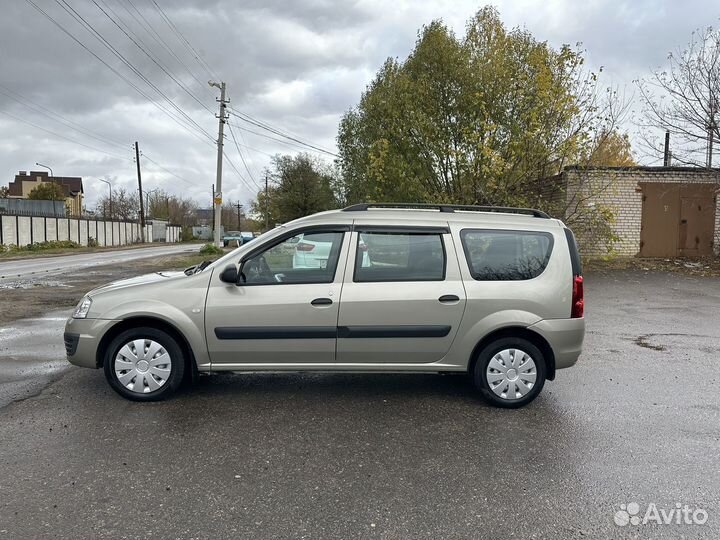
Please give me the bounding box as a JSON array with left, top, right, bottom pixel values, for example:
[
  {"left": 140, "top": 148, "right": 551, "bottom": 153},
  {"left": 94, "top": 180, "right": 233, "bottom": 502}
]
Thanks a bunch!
[
  {"left": 103, "top": 327, "right": 185, "bottom": 401},
  {"left": 473, "top": 337, "right": 546, "bottom": 408}
]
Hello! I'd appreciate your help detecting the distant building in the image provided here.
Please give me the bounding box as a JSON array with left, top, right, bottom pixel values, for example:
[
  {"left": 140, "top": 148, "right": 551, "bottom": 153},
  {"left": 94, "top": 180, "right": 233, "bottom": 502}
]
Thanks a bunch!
[
  {"left": 6, "top": 170, "right": 84, "bottom": 216},
  {"left": 195, "top": 207, "right": 213, "bottom": 226}
]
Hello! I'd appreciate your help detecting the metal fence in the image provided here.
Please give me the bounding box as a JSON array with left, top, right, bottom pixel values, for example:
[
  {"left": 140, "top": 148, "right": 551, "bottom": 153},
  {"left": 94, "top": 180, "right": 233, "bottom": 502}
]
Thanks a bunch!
[{"left": 0, "top": 198, "right": 66, "bottom": 217}]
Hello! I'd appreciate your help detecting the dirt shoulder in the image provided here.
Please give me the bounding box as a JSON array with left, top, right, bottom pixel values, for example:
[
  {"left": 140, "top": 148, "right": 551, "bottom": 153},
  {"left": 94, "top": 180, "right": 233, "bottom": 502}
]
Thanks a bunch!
[
  {"left": 585, "top": 256, "right": 720, "bottom": 277},
  {"left": 0, "top": 253, "right": 210, "bottom": 325},
  {"left": 0, "top": 242, "right": 203, "bottom": 261}
]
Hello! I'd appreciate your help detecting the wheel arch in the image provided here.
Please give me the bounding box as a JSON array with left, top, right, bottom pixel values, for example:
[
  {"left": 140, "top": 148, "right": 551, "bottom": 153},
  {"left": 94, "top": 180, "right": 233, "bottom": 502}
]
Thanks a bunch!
[
  {"left": 96, "top": 316, "right": 199, "bottom": 383},
  {"left": 468, "top": 326, "right": 556, "bottom": 381}
]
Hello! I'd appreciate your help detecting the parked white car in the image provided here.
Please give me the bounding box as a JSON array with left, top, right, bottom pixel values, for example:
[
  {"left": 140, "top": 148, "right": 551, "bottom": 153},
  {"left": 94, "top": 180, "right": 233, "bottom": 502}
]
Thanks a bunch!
[{"left": 292, "top": 233, "right": 370, "bottom": 268}]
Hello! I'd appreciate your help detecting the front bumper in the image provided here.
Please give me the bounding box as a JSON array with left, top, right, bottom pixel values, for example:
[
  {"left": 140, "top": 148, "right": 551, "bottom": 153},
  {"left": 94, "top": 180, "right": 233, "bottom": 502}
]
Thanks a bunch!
[
  {"left": 527, "top": 317, "right": 585, "bottom": 370},
  {"left": 64, "top": 317, "right": 120, "bottom": 368}
]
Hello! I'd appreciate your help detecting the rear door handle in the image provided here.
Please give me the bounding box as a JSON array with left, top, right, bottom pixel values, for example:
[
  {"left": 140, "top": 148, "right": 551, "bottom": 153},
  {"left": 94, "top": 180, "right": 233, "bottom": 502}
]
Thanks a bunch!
[
  {"left": 438, "top": 295, "right": 460, "bottom": 303},
  {"left": 311, "top": 298, "right": 333, "bottom": 306}
]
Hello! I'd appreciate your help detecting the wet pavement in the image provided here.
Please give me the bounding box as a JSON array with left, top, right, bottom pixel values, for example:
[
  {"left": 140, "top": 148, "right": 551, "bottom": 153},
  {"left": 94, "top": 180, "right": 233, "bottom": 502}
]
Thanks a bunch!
[
  {"left": 0, "top": 311, "right": 69, "bottom": 408},
  {"left": 0, "top": 244, "right": 196, "bottom": 285},
  {"left": 0, "top": 269, "right": 718, "bottom": 539}
]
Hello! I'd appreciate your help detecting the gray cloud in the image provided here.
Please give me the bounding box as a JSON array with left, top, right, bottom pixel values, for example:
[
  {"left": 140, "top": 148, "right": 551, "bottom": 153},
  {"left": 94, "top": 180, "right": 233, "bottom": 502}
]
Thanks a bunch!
[{"left": 1, "top": 0, "right": 718, "bottom": 210}]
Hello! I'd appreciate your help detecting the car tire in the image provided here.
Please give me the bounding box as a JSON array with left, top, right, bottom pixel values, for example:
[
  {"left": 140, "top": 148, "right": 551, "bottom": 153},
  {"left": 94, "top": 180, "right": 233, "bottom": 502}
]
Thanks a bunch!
[
  {"left": 473, "top": 337, "right": 546, "bottom": 408},
  {"left": 103, "top": 327, "right": 185, "bottom": 402}
]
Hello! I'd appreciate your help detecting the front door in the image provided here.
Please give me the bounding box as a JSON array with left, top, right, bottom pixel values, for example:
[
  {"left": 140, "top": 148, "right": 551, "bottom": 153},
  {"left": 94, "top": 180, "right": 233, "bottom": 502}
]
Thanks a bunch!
[
  {"left": 204, "top": 226, "right": 350, "bottom": 367},
  {"left": 336, "top": 226, "right": 467, "bottom": 365}
]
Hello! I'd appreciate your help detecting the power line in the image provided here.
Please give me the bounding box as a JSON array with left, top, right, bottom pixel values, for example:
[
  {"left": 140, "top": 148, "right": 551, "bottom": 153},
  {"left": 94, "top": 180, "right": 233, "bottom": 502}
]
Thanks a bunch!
[
  {"left": 27, "top": 0, "right": 214, "bottom": 148},
  {"left": 120, "top": 0, "right": 212, "bottom": 97},
  {"left": 150, "top": 0, "right": 220, "bottom": 82},
  {"left": 228, "top": 106, "right": 338, "bottom": 157},
  {"left": 91, "top": 0, "right": 214, "bottom": 115},
  {"left": 227, "top": 121, "right": 263, "bottom": 190},
  {"left": 223, "top": 149, "right": 260, "bottom": 195},
  {"left": 23, "top": 0, "right": 215, "bottom": 150},
  {"left": 0, "top": 108, "right": 130, "bottom": 160},
  {"left": 141, "top": 154, "right": 196, "bottom": 186},
  {"left": 55, "top": 0, "right": 214, "bottom": 141},
  {"left": 0, "top": 84, "right": 128, "bottom": 150},
  {"left": 228, "top": 118, "right": 339, "bottom": 157}
]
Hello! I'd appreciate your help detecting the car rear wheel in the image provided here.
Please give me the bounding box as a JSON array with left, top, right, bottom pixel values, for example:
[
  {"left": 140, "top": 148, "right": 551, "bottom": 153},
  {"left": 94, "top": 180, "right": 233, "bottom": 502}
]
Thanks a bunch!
[
  {"left": 473, "top": 337, "right": 546, "bottom": 408},
  {"left": 103, "top": 327, "right": 185, "bottom": 402}
]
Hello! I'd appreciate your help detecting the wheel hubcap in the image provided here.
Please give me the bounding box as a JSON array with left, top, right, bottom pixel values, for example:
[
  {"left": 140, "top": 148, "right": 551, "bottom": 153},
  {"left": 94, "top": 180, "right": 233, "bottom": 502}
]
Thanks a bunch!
[
  {"left": 486, "top": 348, "right": 537, "bottom": 400},
  {"left": 114, "top": 339, "right": 172, "bottom": 394}
]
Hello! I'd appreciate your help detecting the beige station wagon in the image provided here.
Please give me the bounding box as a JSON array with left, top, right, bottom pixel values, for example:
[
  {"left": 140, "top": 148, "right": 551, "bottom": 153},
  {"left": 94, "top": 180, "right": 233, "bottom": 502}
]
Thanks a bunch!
[{"left": 64, "top": 203, "right": 585, "bottom": 408}]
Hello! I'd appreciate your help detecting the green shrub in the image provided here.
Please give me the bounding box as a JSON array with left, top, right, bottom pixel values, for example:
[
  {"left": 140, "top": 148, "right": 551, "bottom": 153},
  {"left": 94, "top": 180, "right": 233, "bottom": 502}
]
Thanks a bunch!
[
  {"left": 88, "top": 237, "right": 98, "bottom": 247},
  {"left": 181, "top": 226, "right": 196, "bottom": 242},
  {"left": 199, "top": 243, "right": 224, "bottom": 256},
  {"left": 3, "top": 240, "right": 81, "bottom": 253}
]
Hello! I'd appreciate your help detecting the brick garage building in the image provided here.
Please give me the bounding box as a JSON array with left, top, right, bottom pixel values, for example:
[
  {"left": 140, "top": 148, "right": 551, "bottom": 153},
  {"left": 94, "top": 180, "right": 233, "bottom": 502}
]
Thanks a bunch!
[{"left": 548, "top": 166, "right": 720, "bottom": 257}]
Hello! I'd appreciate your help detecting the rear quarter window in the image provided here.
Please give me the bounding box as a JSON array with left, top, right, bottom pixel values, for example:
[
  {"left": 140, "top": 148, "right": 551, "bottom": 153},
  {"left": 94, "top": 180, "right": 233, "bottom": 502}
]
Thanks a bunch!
[{"left": 460, "top": 229, "right": 554, "bottom": 281}]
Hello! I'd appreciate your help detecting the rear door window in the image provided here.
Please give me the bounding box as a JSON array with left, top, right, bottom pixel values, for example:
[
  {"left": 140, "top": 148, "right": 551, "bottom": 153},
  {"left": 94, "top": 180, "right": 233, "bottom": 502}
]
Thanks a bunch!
[
  {"left": 460, "top": 230, "right": 554, "bottom": 281},
  {"left": 354, "top": 231, "right": 446, "bottom": 282}
]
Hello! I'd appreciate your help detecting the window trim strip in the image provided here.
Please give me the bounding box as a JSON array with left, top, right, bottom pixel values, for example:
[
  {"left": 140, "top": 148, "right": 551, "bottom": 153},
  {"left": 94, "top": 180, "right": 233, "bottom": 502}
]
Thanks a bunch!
[{"left": 353, "top": 229, "right": 448, "bottom": 283}]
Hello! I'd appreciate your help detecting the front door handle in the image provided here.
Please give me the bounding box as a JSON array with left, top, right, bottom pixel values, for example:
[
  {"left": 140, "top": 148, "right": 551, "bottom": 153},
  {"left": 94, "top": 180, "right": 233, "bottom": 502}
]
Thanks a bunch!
[
  {"left": 311, "top": 298, "right": 333, "bottom": 306},
  {"left": 438, "top": 295, "right": 460, "bottom": 303}
]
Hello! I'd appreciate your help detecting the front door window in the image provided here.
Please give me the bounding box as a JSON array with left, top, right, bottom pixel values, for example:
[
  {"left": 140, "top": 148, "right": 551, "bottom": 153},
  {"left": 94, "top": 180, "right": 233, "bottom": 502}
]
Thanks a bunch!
[{"left": 242, "top": 231, "right": 345, "bottom": 284}]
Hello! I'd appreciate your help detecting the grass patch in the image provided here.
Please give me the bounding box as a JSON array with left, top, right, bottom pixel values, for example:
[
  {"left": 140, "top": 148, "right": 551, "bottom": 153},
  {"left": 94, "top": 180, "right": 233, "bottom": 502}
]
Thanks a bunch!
[
  {"left": 199, "top": 243, "right": 225, "bottom": 256},
  {"left": 0, "top": 240, "right": 81, "bottom": 254}
]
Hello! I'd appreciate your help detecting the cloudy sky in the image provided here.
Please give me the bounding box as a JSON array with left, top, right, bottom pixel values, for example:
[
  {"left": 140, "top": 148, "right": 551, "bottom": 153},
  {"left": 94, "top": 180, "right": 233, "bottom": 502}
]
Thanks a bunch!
[{"left": 0, "top": 0, "right": 717, "bottom": 212}]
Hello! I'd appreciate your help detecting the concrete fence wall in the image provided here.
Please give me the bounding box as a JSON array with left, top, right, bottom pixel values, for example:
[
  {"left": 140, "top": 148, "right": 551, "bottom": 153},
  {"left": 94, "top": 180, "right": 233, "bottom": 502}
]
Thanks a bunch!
[{"left": 0, "top": 214, "right": 182, "bottom": 247}]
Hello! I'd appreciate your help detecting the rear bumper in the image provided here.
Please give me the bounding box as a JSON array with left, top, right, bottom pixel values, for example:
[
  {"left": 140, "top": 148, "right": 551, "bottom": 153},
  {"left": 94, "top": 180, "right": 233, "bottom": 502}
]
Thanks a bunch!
[
  {"left": 528, "top": 317, "right": 585, "bottom": 370},
  {"left": 64, "top": 317, "right": 120, "bottom": 368}
]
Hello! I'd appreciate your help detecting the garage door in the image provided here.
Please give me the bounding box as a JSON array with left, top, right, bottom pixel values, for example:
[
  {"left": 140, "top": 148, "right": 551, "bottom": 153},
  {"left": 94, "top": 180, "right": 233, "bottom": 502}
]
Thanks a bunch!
[{"left": 640, "top": 183, "right": 716, "bottom": 257}]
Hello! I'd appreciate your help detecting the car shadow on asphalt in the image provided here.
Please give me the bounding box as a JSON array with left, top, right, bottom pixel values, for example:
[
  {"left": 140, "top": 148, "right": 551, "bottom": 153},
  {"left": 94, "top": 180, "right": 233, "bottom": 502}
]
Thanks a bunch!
[{"left": 180, "top": 371, "right": 562, "bottom": 413}]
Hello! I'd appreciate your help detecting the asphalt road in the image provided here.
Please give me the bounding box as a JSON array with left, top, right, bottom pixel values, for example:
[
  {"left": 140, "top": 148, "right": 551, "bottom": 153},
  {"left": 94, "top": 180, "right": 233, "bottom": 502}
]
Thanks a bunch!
[
  {"left": 0, "top": 244, "right": 196, "bottom": 284},
  {"left": 0, "top": 269, "right": 718, "bottom": 539}
]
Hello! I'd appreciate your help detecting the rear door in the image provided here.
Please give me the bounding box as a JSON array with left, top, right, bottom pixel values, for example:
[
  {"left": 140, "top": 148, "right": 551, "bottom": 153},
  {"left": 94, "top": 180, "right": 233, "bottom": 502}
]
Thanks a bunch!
[{"left": 336, "top": 225, "right": 467, "bottom": 364}]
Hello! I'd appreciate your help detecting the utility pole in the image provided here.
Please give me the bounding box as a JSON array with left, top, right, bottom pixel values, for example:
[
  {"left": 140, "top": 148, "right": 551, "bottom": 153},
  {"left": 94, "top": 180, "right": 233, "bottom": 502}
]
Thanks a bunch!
[
  {"left": 209, "top": 81, "right": 228, "bottom": 247},
  {"left": 707, "top": 98, "right": 717, "bottom": 169},
  {"left": 134, "top": 141, "right": 146, "bottom": 242},
  {"left": 211, "top": 184, "right": 215, "bottom": 235},
  {"left": 707, "top": 125, "right": 714, "bottom": 169},
  {"left": 236, "top": 201, "right": 243, "bottom": 230},
  {"left": 264, "top": 171, "right": 269, "bottom": 230},
  {"left": 663, "top": 131, "right": 670, "bottom": 167}
]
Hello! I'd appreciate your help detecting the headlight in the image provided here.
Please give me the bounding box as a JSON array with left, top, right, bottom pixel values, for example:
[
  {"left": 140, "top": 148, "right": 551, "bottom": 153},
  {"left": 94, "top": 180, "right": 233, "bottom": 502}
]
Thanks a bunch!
[{"left": 73, "top": 297, "right": 92, "bottom": 319}]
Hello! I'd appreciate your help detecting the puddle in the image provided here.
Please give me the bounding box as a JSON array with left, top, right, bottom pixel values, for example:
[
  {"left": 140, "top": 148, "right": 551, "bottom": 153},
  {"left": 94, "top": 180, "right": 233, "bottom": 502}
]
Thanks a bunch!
[{"left": 633, "top": 335, "right": 666, "bottom": 351}]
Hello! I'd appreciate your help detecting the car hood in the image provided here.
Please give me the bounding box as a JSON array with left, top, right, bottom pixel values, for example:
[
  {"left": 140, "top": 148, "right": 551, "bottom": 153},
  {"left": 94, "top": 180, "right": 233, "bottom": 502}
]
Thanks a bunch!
[{"left": 88, "top": 271, "right": 186, "bottom": 296}]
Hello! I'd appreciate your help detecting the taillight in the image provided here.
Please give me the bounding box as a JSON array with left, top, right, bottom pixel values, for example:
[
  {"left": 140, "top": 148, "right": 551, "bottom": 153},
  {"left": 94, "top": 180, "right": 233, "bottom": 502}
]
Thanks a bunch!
[
  {"left": 571, "top": 275, "right": 584, "bottom": 318},
  {"left": 295, "top": 242, "right": 315, "bottom": 252}
]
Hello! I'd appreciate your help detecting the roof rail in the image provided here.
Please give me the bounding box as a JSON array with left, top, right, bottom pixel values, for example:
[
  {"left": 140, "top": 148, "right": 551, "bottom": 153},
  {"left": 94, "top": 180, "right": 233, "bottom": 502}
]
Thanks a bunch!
[{"left": 341, "top": 202, "right": 550, "bottom": 219}]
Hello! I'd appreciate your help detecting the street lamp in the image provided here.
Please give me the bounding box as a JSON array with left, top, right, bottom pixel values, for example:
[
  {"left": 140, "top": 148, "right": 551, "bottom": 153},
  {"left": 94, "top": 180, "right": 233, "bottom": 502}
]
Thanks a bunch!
[
  {"left": 95, "top": 178, "right": 112, "bottom": 219},
  {"left": 142, "top": 189, "right": 159, "bottom": 220},
  {"left": 35, "top": 162, "right": 53, "bottom": 178}
]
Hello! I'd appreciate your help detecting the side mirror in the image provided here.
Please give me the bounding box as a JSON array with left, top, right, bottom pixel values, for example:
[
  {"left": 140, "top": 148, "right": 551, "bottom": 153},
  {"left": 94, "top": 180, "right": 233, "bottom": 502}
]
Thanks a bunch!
[{"left": 219, "top": 264, "right": 238, "bottom": 284}]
